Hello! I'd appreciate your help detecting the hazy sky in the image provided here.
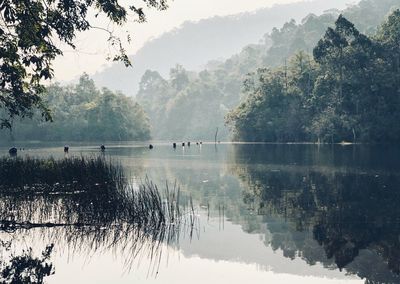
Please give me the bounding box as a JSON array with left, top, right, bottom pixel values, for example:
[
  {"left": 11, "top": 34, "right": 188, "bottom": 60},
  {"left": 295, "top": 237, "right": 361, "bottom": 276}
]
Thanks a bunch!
[{"left": 52, "top": 0, "right": 306, "bottom": 81}]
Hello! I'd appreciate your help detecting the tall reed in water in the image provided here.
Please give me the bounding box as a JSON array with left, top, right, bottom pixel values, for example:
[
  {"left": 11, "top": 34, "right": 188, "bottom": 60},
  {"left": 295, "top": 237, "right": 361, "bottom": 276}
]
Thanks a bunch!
[
  {"left": 0, "top": 156, "right": 197, "bottom": 276},
  {"left": 0, "top": 156, "right": 194, "bottom": 231},
  {"left": 0, "top": 156, "right": 124, "bottom": 191}
]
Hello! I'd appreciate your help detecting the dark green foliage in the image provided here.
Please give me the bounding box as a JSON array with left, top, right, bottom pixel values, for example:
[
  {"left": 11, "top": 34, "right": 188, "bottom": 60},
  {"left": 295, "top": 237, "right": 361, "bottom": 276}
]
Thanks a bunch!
[
  {"left": 226, "top": 52, "right": 316, "bottom": 142},
  {"left": 227, "top": 10, "right": 400, "bottom": 143},
  {"left": 0, "top": 0, "right": 168, "bottom": 128},
  {"left": 0, "top": 74, "right": 151, "bottom": 141},
  {"left": 262, "top": 0, "right": 400, "bottom": 68},
  {"left": 138, "top": 0, "right": 399, "bottom": 142}
]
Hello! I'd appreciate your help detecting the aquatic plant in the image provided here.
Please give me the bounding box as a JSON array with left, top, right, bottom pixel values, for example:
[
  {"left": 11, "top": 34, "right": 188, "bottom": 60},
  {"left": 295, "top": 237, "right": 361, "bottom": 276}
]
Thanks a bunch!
[
  {"left": 0, "top": 156, "right": 124, "bottom": 192},
  {"left": 0, "top": 156, "right": 195, "bottom": 233},
  {"left": 0, "top": 156, "right": 197, "bottom": 276}
]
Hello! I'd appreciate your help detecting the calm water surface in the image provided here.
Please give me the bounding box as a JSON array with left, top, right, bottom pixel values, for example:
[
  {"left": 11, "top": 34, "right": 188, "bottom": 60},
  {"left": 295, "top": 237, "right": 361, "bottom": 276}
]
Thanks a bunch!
[{"left": 1, "top": 143, "right": 400, "bottom": 284}]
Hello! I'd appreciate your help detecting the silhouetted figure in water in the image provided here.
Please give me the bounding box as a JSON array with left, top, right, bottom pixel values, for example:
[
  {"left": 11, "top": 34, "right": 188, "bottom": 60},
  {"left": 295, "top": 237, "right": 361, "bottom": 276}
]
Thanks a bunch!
[
  {"left": 188, "top": 142, "right": 191, "bottom": 147},
  {"left": 200, "top": 141, "right": 203, "bottom": 145},
  {"left": 9, "top": 147, "right": 17, "bottom": 156},
  {"left": 173, "top": 143, "right": 176, "bottom": 149},
  {"left": 100, "top": 145, "right": 106, "bottom": 152},
  {"left": 149, "top": 144, "right": 154, "bottom": 149},
  {"left": 182, "top": 142, "right": 185, "bottom": 147},
  {"left": 64, "top": 145, "right": 69, "bottom": 153},
  {"left": 196, "top": 142, "right": 199, "bottom": 145}
]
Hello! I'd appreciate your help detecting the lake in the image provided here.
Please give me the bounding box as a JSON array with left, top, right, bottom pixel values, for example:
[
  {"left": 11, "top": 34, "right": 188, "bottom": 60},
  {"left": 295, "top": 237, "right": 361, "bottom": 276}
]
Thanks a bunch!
[{"left": 1, "top": 142, "right": 400, "bottom": 284}]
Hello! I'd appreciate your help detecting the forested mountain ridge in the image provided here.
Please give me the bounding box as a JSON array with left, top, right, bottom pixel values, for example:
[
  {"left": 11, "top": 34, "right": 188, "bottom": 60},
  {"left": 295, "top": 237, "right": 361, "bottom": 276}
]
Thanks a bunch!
[
  {"left": 91, "top": 0, "right": 351, "bottom": 96},
  {"left": 227, "top": 10, "right": 400, "bottom": 143},
  {"left": 138, "top": 0, "right": 400, "bottom": 141},
  {"left": 0, "top": 75, "right": 151, "bottom": 142},
  {"left": 263, "top": 0, "right": 400, "bottom": 67},
  {"left": 1, "top": 0, "right": 398, "bottom": 143}
]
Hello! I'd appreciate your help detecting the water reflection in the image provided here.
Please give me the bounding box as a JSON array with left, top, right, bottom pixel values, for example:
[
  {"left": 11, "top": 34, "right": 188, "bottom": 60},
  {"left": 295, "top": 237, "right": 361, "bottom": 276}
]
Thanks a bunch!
[
  {"left": 1, "top": 144, "right": 400, "bottom": 283},
  {"left": 0, "top": 155, "right": 196, "bottom": 283},
  {"left": 0, "top": 242, "right": 54, "bottom": 283},
  {"left": 230, "top": 144, "right": 400, "bottom": 284}
]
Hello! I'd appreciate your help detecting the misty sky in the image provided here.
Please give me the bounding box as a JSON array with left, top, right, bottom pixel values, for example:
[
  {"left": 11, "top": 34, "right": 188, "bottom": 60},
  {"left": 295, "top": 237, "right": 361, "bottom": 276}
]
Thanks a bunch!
[{"left": 52, "top": 0, "right": 309, "bottom": 82}]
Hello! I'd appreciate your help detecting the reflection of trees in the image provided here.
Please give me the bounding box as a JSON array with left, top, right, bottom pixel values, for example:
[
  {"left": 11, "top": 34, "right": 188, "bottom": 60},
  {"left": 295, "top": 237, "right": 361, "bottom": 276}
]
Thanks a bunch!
[
  {"left": 0, "top": 181, "right": 194, "bottom": 272},
  {"left": 86, "top": 144, "right": 400, "bottom": 282},
  {"left": 0, "top": 157, "right": 197, "bottom": 281},
  {"left": 0, "top": 186, "right": 194, "bottom": 281},
  {"left": 232, "top": 158, "right": 400, "bottom": 283},
  {"left": 0, "top": 242, "right": 54, "bottom": 284}
]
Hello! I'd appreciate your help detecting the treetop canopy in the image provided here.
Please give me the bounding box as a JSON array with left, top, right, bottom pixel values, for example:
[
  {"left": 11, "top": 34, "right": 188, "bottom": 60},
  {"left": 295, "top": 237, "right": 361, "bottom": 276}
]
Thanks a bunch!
[{"left": 0, "top": 0, "right": 169, "bottom": 128}]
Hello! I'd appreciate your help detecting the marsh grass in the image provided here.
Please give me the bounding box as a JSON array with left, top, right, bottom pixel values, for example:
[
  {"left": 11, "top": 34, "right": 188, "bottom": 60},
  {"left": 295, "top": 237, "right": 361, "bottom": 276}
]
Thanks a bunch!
[
  {"left": 0, "top": 156, "right": 198, "bottom": 274},
  {"left": 0, "top": 156, "right": 196, "bottom": 234},
  {"left": 0, "top": 156, "right": 124, "bottom": 193}
]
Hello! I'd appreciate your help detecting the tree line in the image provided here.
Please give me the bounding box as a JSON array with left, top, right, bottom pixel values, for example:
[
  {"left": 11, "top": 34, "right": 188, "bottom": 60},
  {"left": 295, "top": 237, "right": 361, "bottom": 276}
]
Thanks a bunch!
[
  {"left": 1, "top": 0, "right": 398, "bottom": 143},
  {"left": 0, "top": 74, "right": 151, "bottom": 142},
  {"left": 137, "top": 0, "right": 399, "bottom": 142},
  {"left": 226, "top": 10, "right": 400, "bottom": 143},
  {"left": 0, "top": 0, "right": 168, "bottom": 130}
]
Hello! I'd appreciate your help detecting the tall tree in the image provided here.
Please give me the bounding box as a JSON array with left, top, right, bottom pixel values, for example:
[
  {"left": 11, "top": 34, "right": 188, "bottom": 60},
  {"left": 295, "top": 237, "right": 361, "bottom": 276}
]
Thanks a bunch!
[
  {"left": 313, "top": 15, "right": 373, "bottom": 142},
  {"left": 169, "top": 64, "right": 190, "bottom": 92}
]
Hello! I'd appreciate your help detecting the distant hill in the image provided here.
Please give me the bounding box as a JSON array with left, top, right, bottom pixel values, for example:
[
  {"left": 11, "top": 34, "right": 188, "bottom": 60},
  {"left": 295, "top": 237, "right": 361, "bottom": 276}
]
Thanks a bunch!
[
  {"left": 135, "top": 0, "right": 399, "bottom": 141},
  {"left": 91, "top": 0, "right": 351, "bottom": 96}
]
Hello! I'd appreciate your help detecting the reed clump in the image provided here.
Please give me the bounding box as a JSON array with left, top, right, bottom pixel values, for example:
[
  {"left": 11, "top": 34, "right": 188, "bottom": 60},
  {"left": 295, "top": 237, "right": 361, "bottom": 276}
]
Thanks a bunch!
[
  {"left": 0, "top": 156, "right": 194, "bottom": 231},
  {"left": 0, "top": 156, "right": 197, "bottom": 277},
  {"left": 0, "top": 156, "right": 124, "bottom": 193}
]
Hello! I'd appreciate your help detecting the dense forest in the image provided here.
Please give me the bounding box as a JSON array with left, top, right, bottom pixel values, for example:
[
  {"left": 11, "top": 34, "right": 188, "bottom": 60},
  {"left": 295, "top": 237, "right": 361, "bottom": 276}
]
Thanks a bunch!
[
  {"left": 1, "top": 0, "right": 399, "bottom": 143},
  {"left": 227, "top": 10, "right": 400, "bottom": 143},
  {"left": 93, "top": 0, "right": 350, "bottom": 96},
  {"left": 138, "top": 0, "right": 400, "bottom": 142},
  {"left": 0, "top": 75, "right": 151, "bottom": 142}
]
